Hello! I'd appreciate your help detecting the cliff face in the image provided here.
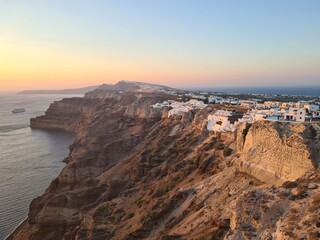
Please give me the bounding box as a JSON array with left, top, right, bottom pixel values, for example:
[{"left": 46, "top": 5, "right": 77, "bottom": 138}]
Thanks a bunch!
[
  {"left": 10, "top": 90, "right": 320, "bottom": 240},
  {"left": 30, "top": 97, "right": 95, "bottom": 132},
  {"left": 237, "top": 121, "right": 319, "bottom": 185}
]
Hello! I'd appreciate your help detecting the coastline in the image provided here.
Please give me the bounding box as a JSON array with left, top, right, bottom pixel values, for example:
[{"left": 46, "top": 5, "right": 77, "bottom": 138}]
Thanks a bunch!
[
  {"left": 0, "top": 94, "right": 76, "bottom": 240},
  {"left": 4, "top": 217, "right": 27, "bottom": 240}
]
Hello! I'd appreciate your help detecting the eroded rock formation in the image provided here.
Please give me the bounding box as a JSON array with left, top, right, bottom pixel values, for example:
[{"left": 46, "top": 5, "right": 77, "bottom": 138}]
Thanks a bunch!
[{"left": 237, "top": 121, "right": 318, "bottom": 185}]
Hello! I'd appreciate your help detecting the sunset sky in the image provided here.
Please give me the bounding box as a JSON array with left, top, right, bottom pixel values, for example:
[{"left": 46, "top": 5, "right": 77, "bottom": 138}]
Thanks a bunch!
[{"left": 1, "top": 0, "right": 320, "bottom": 91}]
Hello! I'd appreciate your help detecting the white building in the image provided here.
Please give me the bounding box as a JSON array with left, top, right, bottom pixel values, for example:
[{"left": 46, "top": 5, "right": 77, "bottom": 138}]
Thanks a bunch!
[
  {"left": 152, "top": 99, "right": 205, "bottom": 117},
  {"left": 283, "top": 108, "right": 306, "bottom": 122},
  {"left": 313, "top": 111, "right": 320, "bottom": 118},
  {"left": 207, "top": 110, "right": 235, "bottom": 132},
  {"left": 296, "top": 101, "right": 310, "bottom": 108},
  {"left": 208, "top": 96, "right": 225, "bottom": 104},
  {"left": 304, "top": 104, "right": 319, "bottom": 113}
]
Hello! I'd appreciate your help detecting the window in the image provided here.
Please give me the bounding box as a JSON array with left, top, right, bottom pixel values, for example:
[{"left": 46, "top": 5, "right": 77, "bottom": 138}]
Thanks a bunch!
[
  {"left": 300, "top": 117, "right": 302, "bottom": 119},
  {"left": 300, "top": 112, "right": 302, "bottom": 114}
]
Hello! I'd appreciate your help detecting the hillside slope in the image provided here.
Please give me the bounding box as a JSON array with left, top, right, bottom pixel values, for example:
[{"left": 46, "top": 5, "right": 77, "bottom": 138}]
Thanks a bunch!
[{"left": 9, "top": 90, "right": 320, "bottom": 240}]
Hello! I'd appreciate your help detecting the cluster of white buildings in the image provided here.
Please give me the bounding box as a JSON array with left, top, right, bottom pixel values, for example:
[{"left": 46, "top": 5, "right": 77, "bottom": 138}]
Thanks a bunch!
[
  {"left": 206, "top": 107, "right": 311, "bottom": 133},
  {"left": 152, "top": 99, "right": 206, "bottom": 117},
  {"left": 207, "top": 97, "right": 320, "bottom": 123},
  {"left": 152, "top": 95, "right": 320, "bottom": 133},
  {"left": 206, "top": 109, "right": 275, "bottom": 133},
  {"left": 257, "top": 101, "right": 320, "bottom": 122},
  {"left": 207, "top": 110, "right": 239, "bottom": 132}
]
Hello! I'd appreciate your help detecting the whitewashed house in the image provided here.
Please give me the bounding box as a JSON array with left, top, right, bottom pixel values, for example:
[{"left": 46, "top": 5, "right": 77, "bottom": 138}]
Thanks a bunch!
[
  {"left": 168, "top": 99, "right": 205, "bottom": 117},
  {"left": 284, "top": 108, "right": 306, "bottom": 122},
  {"left": 207, "top": 110, "right": 233, "bottom": 132},
  {"left": 312, "top": 111, "right": 320, "bottom": 118}
]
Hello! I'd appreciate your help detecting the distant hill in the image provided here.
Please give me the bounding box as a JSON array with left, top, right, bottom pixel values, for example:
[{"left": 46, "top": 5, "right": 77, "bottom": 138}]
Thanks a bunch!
[
  {"left": 97, "top": 80, "right": 177, "bottom": 93},
  {"left": 18, "top": 86, "right": 99, "bottom": 95}
]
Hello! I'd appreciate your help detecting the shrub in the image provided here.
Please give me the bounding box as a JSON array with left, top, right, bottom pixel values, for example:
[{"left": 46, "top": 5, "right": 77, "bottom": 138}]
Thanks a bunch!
[
  {"left": 95, "top": 202, "right": 116, "bottom": 216},
  {"left": 223, "top": 147, "right": 232, "bottom": 157},
  {"left": 153, "top": 187, "right": 170, "bottom": 197},
  {"left": 141, "top": 210, "right": 157, "bottom": 223},
  {"left": 125, "top": 212, "right": 134, "bottom": 220},
  {"left": 112, "top": 211, "right": 126, "bottom": 224},
  {"left": 135, "top": 198, "right": 145, "bottom": 208},
  {"left": 153, "top": 197, "right": 170, "bottom": 211}
]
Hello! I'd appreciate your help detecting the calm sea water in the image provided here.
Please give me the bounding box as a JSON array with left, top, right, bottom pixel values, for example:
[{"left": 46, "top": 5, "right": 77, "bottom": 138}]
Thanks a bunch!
[{"left": 0, "top": 94, "right": 77, "bottom": 240}]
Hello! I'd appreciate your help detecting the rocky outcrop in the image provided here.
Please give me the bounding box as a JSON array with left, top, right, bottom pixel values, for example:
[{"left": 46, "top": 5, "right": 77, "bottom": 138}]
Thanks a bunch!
[
  {"left": 226, "top": 173, "right": 320, "bottom": 239},
  {"left": 10, "top": 90, "right": 320, "bottom": 240},
  {"left": 237, "top": 121, "right": 319, "bottom": 185},
  {"left": 30, "top": 97, "right": 96, "bottom": 132}
]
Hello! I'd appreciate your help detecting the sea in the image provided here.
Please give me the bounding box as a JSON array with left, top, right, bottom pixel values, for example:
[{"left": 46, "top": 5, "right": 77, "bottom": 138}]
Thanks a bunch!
[
  {"left": 193, "top": 86, "right": 320, "bottom": 97},
  {"left": 0, "top": 94, "right": 78, "bottom": 240}
]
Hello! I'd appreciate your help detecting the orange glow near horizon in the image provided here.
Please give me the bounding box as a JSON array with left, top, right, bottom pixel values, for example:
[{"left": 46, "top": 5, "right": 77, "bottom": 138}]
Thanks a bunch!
[{"left": 1, "top": 40, "right": 320, "bottom": 92}]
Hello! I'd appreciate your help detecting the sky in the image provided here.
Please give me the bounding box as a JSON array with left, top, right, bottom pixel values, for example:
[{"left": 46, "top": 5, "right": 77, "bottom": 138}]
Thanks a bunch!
[{"left": 0, "top": 0, "right": 320, "bottom": 91}]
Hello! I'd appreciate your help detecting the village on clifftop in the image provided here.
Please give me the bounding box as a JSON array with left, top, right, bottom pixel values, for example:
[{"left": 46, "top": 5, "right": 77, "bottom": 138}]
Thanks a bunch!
[{"left": 153, "top": 90, "right": 320, "bottom": 132}]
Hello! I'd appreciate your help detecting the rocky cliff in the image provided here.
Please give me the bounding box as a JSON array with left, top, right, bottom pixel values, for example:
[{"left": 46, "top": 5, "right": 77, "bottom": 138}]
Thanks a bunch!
[
  {"left": 9, "top": 89, "right": 320, "bottom": 240},
  {"left": 30, "top": 97, "right": 97, "bottom": 132},
  {"left": 237, "top": 121, "right": 319, "bottom": 185}
]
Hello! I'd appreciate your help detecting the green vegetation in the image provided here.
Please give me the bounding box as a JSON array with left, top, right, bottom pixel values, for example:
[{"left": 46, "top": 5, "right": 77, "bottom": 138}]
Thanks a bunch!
[
  {"left": 135, "top": 197, "right": 145, "bottom": 208},
  {"left": 95, "top": 202, "right": 128, "bottom": 224},
  {"left": 95, "top": 202, "right": 116, "bottom": 216},
  {"left": 141, "top": 210, "right": 157, "bottom": 224},
  {"left": 125, "top": 212, "right": 134, "bottom": 220},
  {"left": 153, "top": 197, "right": 169, "bottom": 210},
  {"left": 153, "top": 186, "right": 170, "bottom": 197},
  {"left": 112, "top": 211, "right": 126, "bottom": 224}
]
